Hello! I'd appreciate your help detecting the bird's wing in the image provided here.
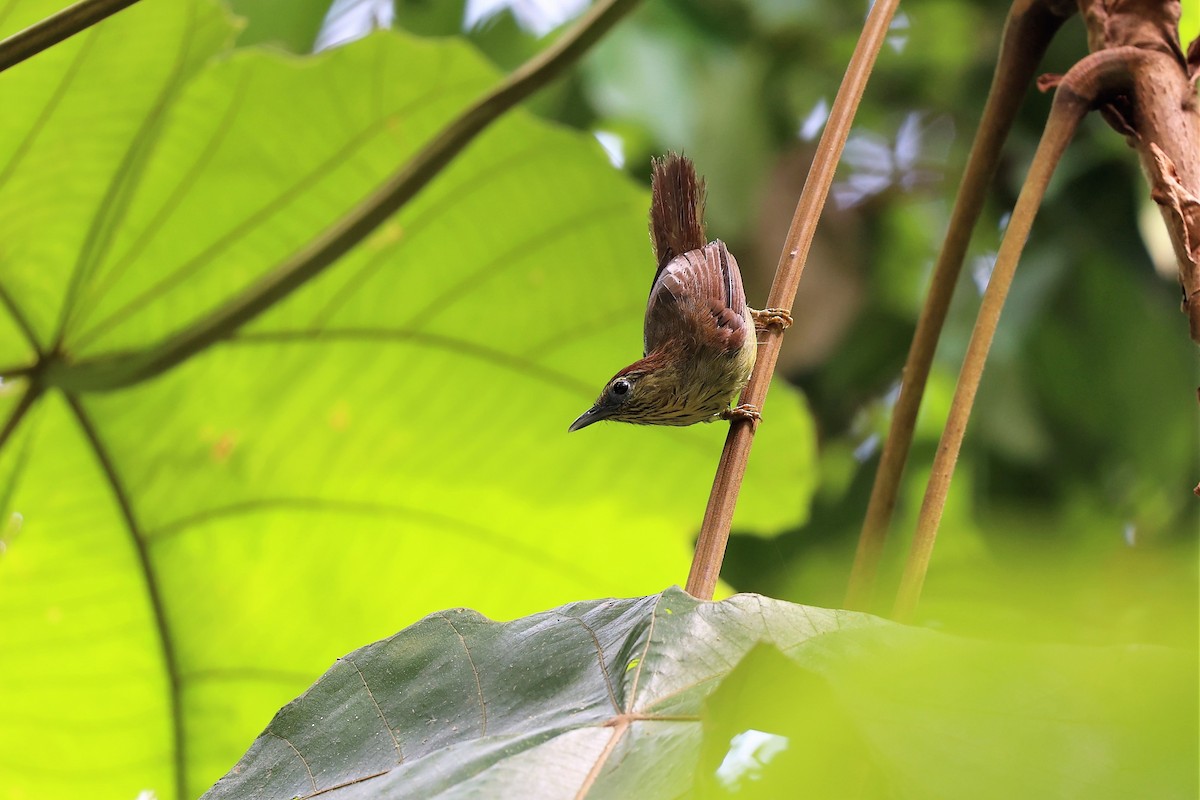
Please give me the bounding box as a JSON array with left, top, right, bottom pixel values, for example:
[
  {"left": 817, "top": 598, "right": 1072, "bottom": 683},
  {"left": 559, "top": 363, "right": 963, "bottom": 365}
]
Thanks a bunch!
[{"left": 643, "top": 240, "right": 750, "bottom": 356}]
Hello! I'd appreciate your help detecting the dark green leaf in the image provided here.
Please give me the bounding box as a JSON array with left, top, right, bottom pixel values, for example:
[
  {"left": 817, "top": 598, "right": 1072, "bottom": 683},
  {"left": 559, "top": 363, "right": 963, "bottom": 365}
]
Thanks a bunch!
[
  {"left": 202, "top": 588, "right": 874, "bottom": 798},
  {"left": 204, "top": 588, "right": 1196, "bottom": 799}
]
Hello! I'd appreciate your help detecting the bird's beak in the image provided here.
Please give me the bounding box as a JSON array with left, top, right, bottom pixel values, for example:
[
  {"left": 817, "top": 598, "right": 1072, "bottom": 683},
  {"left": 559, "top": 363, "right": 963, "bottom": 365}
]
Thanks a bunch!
[{"left": 568, "top": 404, "right": 608, "bottom": 432}]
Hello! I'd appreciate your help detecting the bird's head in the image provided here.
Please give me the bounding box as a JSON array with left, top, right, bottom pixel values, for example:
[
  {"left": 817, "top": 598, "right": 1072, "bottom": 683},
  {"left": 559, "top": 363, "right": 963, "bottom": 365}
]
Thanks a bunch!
[{"left": 568, "top": 353, "right": 680, "bottom": 432}]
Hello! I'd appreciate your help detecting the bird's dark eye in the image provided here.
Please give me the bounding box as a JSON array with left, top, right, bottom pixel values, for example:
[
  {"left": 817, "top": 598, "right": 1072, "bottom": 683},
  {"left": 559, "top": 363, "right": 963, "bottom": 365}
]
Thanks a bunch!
[{"left": 610, "top": 379, "right": 631, "bottom": 397}]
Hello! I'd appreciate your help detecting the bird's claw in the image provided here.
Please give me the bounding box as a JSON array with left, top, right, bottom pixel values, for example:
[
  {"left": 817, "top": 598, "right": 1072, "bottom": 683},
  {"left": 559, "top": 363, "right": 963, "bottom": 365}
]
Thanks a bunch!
[
  {"left": 722, "top": 404, "right": 762, "bottom": 424},
  {"left": 751, "top": 307, "right": 793, "bottom": 331}
]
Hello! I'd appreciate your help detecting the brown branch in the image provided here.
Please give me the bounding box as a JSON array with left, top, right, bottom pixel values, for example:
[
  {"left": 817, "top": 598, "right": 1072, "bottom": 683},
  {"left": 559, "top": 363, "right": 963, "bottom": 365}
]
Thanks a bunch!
[
  {"left": 0, "top": 0, "right": 143, "bottom": 74},
  {"left": 844, "top": 0, "right": 1074, "bottom": 612},
  {"left": 44, "top": 0, "right": 643, "bottom": 394},
  {"left": 891, "top": 49, "right": 1142, "bottom": 622},
  {"left": 1149, "top": 142, "right": 1200, "bottom": 339},
  {"left": 1077, "top": 0, "right": 1200, "bottom": 342},
  {"left": 684, "top": 0, "right": 903, "bottom": 600}
]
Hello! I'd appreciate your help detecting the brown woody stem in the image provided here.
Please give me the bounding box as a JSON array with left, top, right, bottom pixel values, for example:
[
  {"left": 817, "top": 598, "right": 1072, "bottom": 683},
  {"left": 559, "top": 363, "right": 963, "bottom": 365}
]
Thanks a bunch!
[
  {"left": 0, "top": 0, "right": 143, "bottom": 74},
  {"left": 1074, "top": 0, "right": 1200, "bottom": 341},
  {"left": 844, "top": 0, "right": 1073, "bottom": 611},
  {"left": 684, "top": 0, "right": 902, "bottom": 600},
  {"left": 890, "top": 49, "right": 1139, "bottom": 621}
]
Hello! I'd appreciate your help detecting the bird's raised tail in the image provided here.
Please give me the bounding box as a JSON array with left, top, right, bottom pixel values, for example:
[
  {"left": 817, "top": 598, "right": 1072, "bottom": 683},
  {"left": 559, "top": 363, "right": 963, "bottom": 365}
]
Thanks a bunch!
[{"left": 649, "top": 153, "right": 707, "bottom": 269}]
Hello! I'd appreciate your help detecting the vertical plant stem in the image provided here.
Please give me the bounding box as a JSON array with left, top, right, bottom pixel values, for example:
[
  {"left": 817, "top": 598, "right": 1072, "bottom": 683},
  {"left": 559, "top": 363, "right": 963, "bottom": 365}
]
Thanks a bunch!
[
  {"left": 844, "top": 0, "right": 1073, "bottom": 611},
  {"left": 684, "top": 0, "right": 902, "bottom": 600},
  {"left": 0, "top": 0, "right": 143, "bottom": 74},
  {"left": 891, "top": 83, "right": 1092, "bottom": 622}
]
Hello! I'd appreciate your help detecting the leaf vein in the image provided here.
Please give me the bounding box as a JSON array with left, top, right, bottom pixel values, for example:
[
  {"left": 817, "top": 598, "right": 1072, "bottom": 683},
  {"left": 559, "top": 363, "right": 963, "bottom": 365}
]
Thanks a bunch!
[
  {"left": 438, "top": 612, "right": 488, "bottom": 735},
  {"left": 0, "top": 25, "right": 95, "bottom": 187},
  {"left": 0, "top": 277, "right": 43, "bottom": 355},
  {"left": 73, "top": 77, "right": 486, "bottom": 350},
  {"left": 307, "top": 139, "right": 565, "bottom": 327},
  {"left": 69, "top": 63, "right": 253, "bottom": 337},
  {"left": 233, "top": 327, "right": 593, "bottom": 396},
  {"left": 343, "top": 655, "right": 404, "bottom": 763},
  {"left": 624, "top": 594, "right": 662, "bottom": 713},
  {"left": 64, "top": 394, "right": 187, "bottom": 799},
  {"left": 572, "top": 615, "right": 620, "bottom": 714},
  {"left": 265, "top": 730, "right": 317, "bottom": 791},
  {"left": 54, "top": 0, "right": 203, "bottom": 348},
  {"left": 404, "top": 202, "right": 634, "bottom": 331},
  {"left": 146, "top": 495, "right": 604, "bottom": 587}
]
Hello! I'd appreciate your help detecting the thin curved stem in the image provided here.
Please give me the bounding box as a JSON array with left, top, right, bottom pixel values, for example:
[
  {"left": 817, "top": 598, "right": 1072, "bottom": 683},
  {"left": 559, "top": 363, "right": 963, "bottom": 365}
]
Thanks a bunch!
[
  {"left": 890, "top": 50, "right": 1138, "bottom": 621},
  {"left": 45, "top": 0, "right": 643, "bottom": 394},
  {"left": 684, "top": 0, "right": 901, "bottom": 600},
  {"left": 0, "top": 0, "right": 142, "bottom": 74},
  {"left": 844, "top": 0, "right": 1073, "bottom": 611}
]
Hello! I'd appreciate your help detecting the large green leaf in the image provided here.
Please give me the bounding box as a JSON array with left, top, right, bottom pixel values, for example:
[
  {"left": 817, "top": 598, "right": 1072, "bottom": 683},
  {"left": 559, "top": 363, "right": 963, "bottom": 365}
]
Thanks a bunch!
[
  {"left": 202, "top": 588, "right": 874, "bottom": 798},
  {"left": 0, "top": 1, "right": 816, "bottom": 798},
  {"left": 202, "top": 588, "right": 1195, "bottom": 799}
]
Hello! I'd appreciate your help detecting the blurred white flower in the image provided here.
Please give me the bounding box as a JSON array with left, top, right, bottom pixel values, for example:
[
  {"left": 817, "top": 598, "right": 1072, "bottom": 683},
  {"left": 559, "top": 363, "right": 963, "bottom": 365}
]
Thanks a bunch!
[
  {"left": 715, "top": 729, "right": 789, "bottom": 790},
  {"left": 833, "top": 111, "right": 954, "bottom": 209},
  {"left": 315, "top": 0, "right": 394, "bottom": 52},
  {"left": 464, "top": 0, "right": 590, "bottom": 37},
  {"left": 799, "top": 97, "right": 830, "bottom": 142},
  {"left": 593, "top": 130, "right": 626, "bottom": 168}
]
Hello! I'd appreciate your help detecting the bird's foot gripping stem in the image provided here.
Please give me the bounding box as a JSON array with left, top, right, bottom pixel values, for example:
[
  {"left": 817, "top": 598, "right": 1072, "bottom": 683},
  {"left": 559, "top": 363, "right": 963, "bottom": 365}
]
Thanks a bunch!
[
  {"left": 751, "top": 307, "right": 793, "bottom": 331},
  {"left": 721, "top": 404, "right": 762, "bottom": 424}
]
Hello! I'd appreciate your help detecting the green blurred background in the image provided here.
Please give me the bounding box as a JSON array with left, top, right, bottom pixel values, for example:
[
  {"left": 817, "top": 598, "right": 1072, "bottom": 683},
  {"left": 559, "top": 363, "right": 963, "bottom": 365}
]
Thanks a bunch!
[
  {"left": 0, "top": 0, "right": 1196, "bottom": 797},
  {"left": 342, "top": 0, "right": 1200, "bottom": 643}
]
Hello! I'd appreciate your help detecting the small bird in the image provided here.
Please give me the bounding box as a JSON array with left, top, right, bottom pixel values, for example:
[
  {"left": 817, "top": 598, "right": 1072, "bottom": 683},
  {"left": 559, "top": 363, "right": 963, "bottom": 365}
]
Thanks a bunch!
[{"left": 569, "top": 153, "right": 791, "bottom": 433}]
